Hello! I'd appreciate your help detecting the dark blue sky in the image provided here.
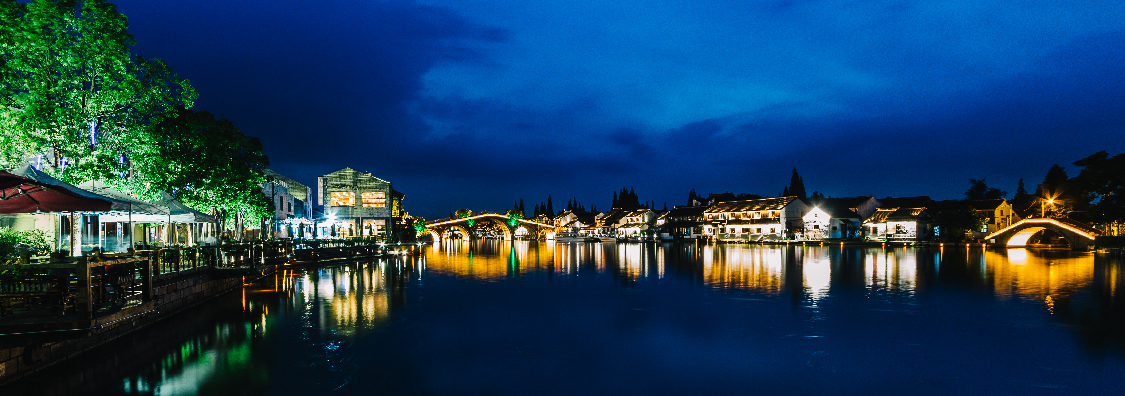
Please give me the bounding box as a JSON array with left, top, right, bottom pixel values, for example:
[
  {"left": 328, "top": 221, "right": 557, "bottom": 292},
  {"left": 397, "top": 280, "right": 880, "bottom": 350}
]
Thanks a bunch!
[{"left": 111, "top": 0, "right": 1125, "bottom": 218}]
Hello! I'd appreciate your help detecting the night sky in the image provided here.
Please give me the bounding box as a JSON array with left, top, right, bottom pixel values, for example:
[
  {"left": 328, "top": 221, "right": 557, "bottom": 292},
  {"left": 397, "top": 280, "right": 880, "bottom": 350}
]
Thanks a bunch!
[{"left": 110, "top": 0, "right": 1125, "bottom": 218}]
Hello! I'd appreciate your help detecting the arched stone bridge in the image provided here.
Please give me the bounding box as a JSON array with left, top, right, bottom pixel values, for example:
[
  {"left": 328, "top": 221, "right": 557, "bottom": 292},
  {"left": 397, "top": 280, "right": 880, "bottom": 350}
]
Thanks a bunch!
[
  {"left": 984, "top": 217, "right": 1098, "bottom": 250},
  {"left": 424, "top": 214, "right": 554, "bottom": 241}
]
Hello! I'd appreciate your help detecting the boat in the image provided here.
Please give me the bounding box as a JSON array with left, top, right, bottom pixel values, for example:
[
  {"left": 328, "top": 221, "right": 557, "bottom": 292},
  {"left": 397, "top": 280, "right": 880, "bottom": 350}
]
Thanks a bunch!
[{"left": 554, "top": 232, "right": 585, "bottom": 242}]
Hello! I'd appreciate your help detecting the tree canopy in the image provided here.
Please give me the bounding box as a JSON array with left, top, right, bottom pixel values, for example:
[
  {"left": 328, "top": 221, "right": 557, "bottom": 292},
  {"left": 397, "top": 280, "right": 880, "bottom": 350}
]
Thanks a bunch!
[
  {"left": 0, "top": 0, "right": 196, "bottom": 181},
  {"left": 965, "top": 179, "right": 1007, "bottom": 200},
  {"left": 1070, "top": 151, "right": 1125, "bottom": 223},
  {"left": 118, "top": 108, "right": 272, "bottom": 230}
]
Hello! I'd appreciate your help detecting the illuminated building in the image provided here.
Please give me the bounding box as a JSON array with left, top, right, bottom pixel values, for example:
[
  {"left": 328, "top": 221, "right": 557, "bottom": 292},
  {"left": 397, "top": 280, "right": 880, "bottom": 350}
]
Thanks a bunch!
[
  {"left": 316, "top": 168, "right": 404, "bottom": 239},
  {"left": 863, "top": 196, "right": 933, "bottom": 241},
  {"left": 801, "top": 196, "right": 877, "bottom": 240},
  {"left": 659, "top": 206, "right": 707, "bottom": 239},
  {"left": 262, "top": 169, "right": 312, "bottom": 239},
  {"left": 929, "top": 198, "right": 1019, "bottom": 239},
  {"left": 702, "top": 196, "right": 808, "bottom": 240}
]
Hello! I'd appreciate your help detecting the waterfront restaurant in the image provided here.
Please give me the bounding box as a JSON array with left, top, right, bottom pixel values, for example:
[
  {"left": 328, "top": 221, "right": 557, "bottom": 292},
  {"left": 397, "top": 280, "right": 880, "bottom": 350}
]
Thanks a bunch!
[
  {"left": 703, "top": 196, "right": 808, "bottom": 240},
  {"left": 317, "top": 168, "right": 403, "bottom": 239}
]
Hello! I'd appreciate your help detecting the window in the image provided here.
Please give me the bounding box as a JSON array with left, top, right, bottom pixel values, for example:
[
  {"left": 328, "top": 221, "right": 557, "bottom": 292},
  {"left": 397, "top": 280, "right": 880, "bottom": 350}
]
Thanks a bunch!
[
  {"left": 362, "top": 192, "right": 386, "bottom": 207},
  {"left": 330, "top": 192, "right": 354, "bottom": 207}
]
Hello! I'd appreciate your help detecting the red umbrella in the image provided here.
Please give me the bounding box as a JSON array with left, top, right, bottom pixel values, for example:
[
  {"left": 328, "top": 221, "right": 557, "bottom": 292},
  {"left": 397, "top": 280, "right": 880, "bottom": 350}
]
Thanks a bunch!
[{"left": 0, "top": 171, "right": 113, "bottom": 213}]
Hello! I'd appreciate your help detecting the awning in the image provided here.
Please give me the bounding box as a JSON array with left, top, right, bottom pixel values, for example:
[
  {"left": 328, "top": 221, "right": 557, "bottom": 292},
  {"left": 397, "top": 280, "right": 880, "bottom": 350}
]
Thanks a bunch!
[
  {"left": 0, "top": 171, "right": 114, "bottom": 213},
  {"left": 76, "top": 181, "right": 169, "bottom": 221},
  {"left": 153, "top": 192, "right": 215, "bottom": 223},
  {"left": 10, "top": 164, "right": 134, "bottom": 212}
]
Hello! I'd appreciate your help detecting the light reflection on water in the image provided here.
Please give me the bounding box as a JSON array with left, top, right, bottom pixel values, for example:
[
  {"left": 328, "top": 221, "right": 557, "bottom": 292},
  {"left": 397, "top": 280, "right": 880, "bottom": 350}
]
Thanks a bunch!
[{"left": 9, "top": 241, "right": 1125, "bottom": 395}]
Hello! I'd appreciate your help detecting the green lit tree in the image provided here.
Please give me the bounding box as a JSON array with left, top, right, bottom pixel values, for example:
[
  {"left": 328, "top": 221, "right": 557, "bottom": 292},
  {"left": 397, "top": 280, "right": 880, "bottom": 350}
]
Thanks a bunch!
[
  {"left": 0, "top": 0, "right": 196, "bottom": 181},
  {"left": 115, "top": 108, "right": 272, "bottom": 236}
]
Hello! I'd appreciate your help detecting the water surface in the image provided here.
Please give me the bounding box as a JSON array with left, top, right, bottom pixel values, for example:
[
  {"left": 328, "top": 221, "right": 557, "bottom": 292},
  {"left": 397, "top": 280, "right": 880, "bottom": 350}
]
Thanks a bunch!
[{"left": 10, "top": 241, "right": 1125, "bottom": 395}]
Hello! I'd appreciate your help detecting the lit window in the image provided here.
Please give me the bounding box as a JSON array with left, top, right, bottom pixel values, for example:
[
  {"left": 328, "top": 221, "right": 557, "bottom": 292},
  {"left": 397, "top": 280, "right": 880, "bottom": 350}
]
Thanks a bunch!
[
  {"left": 330, "top": 192, "right": 355, "bottom": 207},
  {"left": 362, "top": 192, "right": 386, "bottom": 207}
]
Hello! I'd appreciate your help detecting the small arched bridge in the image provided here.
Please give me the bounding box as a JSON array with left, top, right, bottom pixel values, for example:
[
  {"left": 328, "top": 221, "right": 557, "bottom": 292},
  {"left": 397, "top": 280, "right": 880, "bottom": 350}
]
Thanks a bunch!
[
  {"left": 424, "top": 214, "right": 554, "bottom": 241},
  {"left": 984, "top": 217, "right": 1099, "bottom": 250}
]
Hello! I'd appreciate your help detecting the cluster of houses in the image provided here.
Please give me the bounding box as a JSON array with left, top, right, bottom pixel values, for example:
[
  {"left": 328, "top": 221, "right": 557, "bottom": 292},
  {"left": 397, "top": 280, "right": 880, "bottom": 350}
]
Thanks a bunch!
[
  {"left": 5, "top": 159, "right": 1036, "bottom": 253},
  {"left": 0, "top": 166, "right": 417, "bottom": 255},
  {"left": 549, "top": 194, "right": 1019, "bottom": 242}
]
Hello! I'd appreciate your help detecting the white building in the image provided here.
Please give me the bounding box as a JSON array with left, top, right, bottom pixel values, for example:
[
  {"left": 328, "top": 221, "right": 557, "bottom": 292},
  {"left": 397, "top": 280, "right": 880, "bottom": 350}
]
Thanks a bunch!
[{"left": 702, "top": 196, "right": 808, "bottom": 240}]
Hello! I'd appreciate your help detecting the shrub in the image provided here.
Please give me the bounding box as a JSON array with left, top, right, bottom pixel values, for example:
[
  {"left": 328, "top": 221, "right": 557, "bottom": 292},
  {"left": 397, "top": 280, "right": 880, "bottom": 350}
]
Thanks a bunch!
[{"left": 0, "top": 227, "right": 52, "bottom": 258}]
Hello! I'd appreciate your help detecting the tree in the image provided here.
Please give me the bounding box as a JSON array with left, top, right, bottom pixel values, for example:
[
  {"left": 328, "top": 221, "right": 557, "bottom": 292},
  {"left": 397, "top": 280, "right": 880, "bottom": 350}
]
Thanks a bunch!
[
  {"left": 1071, "top": 151, "right": 1125, "bottom": 224},
  {"left": 937, "top": 208, "right": 986, "bottom": 243},
  {"left": 965, "top": 179, "right": 1007, "bottom": 200},
  {"left": 1014, "top": 178, "right": 1029, "bottom": 201},
  {"left": 546, "top": 195, "right": 554, "bottom": 217},
  {"left": 1042, "top": 164, "right": 1069, "bottom": 197},
  {"left": 413, "top": 216, "right": 427, "bottom": 234},
  {"left": 455, "top": 208, "right": 472, "bottom": 219},
  {"left": 0, "top": 0, "right": 196, "bottom": 181},
  {"left": 116, "top": 109, "right": 271, "bottom": 235},
  {"left": 787, "top": 168, "right": 806, "bottom": 198}
]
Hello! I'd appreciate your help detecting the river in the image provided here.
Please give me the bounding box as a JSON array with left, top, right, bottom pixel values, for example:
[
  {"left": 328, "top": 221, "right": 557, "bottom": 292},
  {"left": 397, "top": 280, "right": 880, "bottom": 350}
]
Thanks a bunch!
[{"left": 7, "top": 241, "right": 1125, "bottom": 395}]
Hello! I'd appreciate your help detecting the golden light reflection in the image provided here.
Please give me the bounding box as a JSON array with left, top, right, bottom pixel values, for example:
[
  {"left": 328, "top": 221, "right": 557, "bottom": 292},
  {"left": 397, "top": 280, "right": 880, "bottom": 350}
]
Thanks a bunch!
[
  {"left": 984, "top": 249, "right": 1095, "bottom": 306},
  {"left": 424, "top": 241, "right": 554, "bottom": 279},
  {"left": 703, "top": 245, "right": 785, "bottom": 294}
]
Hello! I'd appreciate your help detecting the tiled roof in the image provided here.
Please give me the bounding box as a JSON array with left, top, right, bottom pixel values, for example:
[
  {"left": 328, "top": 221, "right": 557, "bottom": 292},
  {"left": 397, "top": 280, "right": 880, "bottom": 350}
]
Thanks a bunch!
[
  {"left": 865, "top": 208, "right": 896, "bottom": 224},
  {"left": 819, "top": 205, "right": 861, "bottom": 219},
  {"left": 877, "top": 196, "right": 932, "bottom": 208},
  {"left": 666, "top": 206, "right": 707, "bottom": 217},
  {"left": 887, "top": 208, "right": 926, "bottom": 221},
  {"left": 704, "top": 196, "right": 799, "bottom": 213}
]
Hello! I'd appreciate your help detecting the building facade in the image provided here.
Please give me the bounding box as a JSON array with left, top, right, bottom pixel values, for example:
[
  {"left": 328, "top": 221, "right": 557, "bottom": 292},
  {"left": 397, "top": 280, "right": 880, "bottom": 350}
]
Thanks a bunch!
[
  {"left": 317, "top": 168, "right": 400, "bottom": 239},
  {"left": 702, "top": 196, "right": 808, "bottom": 240}
]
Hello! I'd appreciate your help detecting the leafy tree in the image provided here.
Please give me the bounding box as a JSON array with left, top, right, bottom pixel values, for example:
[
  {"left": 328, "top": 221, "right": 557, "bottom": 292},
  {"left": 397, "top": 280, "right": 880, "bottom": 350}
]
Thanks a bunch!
[
  {"left": 1037, "top": 165, "right": 1077, "bottom": 219},
  {"left": 1042, "top": 164, "right": 1069, "bottom": 197},
  {"left": 0, "top": 0, "right": 196, "bottom": 181},
  {"left": 455, "top": 208, "right": 472, "bottom": 218},
  {"left": 116, "top": 109, "right": 271, "bottom": 234},
  {"left": 1071, "top": 151, "right": 1125, "bottom": 223},
  {"left": 937, "top": 208, "right": 987, "bottom": 243},
  {"left": 506, "top": 211, "right": 522, "bottom": 227},
  {"left": 965, "top": 179, "right": 1007, "bottom": 200},
  {"left": 413, "top": 216, "right": 427, "bottom": 233}
]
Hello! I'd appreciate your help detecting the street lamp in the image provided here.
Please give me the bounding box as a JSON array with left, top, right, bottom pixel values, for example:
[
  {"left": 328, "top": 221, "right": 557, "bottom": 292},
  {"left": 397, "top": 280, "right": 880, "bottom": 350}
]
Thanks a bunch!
[{"left": 1041, "top": 197, "right": 1055, "bottom": 218}]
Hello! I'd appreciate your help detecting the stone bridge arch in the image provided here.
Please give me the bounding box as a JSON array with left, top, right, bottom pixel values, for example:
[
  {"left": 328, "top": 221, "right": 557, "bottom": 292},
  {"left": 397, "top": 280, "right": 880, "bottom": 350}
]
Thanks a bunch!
[
  {"left": 984, "top": 218, "right": 1097, "bottom": 250},
  {"left": 425, "top": 214, "right": 553, "bottom": 242}
]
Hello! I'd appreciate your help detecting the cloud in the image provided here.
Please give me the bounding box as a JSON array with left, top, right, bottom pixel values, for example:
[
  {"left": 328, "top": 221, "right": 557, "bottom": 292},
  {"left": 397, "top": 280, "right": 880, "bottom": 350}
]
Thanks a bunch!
[{"left": 114, "top": 0, "right": 1125, "bottom": 216}]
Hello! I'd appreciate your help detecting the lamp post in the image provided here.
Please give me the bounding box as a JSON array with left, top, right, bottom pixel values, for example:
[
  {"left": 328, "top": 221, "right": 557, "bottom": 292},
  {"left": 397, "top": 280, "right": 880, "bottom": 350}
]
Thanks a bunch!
[{"left": 1041, "top": 198, "right": 1054, "bottom": 218}]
